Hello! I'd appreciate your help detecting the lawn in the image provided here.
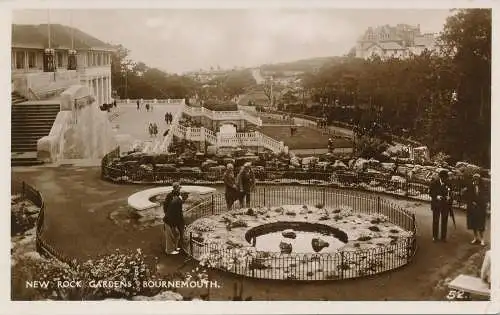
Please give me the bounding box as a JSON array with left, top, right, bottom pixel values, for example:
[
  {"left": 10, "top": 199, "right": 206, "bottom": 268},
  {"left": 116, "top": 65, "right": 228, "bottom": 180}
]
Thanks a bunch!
[{"left": 259, "top": 125, "right": 352, "bottom": 149}]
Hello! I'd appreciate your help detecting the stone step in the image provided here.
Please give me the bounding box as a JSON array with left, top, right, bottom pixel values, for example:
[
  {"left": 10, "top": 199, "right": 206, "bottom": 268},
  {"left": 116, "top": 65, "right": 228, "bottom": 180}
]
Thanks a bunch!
[
  {"left": 11, "top": 146, "right": 38, "bottom": 152},
  {"left": 11, "top": 109, "right": 60, "bottom": 114},
  {"left": 12, "top": 108, "right": 60, "bottom": 113},
  {"left": 11, "top": 120, "right": 56, "bottom": 125},
  {"left": 11, "top": 128, "right": 52, "bottom": 133},
  {"left": 11, "top": 159, "right": 44, "bottom": 167},
  {"left": 11, "top": 151, "right": 43, "bottom": 166},
  {"left": 10, "top": 138, "right": 42, "bottom": 144}
]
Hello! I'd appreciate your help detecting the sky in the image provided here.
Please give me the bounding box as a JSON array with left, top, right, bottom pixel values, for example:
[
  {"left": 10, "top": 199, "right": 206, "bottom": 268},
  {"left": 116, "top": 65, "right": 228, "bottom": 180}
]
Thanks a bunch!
[{"left": 12, "top": 8, "right": 453, "bottom": 74}]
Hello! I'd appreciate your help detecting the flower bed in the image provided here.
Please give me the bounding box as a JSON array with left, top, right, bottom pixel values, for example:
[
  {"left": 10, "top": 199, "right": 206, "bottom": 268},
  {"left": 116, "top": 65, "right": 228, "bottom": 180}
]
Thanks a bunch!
[
  {"left": 11, "top": 194, "right": 41, "bottom": 236},
  {"left": 102, "top": 147, "right": 490, "bottom": 208},
  {"left": 182, "top": 189, "right": 416, "bottom": 281}
]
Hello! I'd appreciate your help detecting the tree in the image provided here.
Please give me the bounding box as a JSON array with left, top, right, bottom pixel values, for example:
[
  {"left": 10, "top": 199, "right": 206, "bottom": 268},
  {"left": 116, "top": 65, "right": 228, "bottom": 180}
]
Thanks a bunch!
[
  {"left": 440, "top": 8, "right": 491, "bottom": 165},
  {"left": 291, "top": 9, "right": 491, "bottom": 166}
]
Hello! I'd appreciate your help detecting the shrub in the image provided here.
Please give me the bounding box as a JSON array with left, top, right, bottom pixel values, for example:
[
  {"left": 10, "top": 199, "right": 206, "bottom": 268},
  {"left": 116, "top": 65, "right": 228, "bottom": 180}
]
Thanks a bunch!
[
  {"left": 357, "top": 236, "right": 372, "bottom": 241},
  {"left": 355, "top": 136, "right": 389, "bottom": 160},
  {"left": 11, "top": 197, "right": 39, "bottom": 236},
  {"left": 76, "top": 249, "right": 159, "bottom": 299}
]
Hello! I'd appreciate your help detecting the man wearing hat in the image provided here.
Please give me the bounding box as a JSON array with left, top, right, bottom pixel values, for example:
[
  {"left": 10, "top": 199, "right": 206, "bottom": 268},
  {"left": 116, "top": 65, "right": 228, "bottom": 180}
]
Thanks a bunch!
[
  {"left": 429, "top": 169, "right": 452, "bottom": 242},
  {"left": 237, "top": 162, "right": 256, "bottom": 208},
  {"left": 163, "top": 182, "right": 184, "bottom": 254}
]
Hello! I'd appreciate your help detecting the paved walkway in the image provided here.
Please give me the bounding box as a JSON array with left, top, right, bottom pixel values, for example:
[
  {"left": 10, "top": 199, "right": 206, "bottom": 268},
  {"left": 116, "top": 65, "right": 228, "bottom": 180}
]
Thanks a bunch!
[
  {"left": 12, "top": 165, "right": 490, "bottom": 301},
  {"left": 112, "top": 103, "right": 184, "bottom": 143}
]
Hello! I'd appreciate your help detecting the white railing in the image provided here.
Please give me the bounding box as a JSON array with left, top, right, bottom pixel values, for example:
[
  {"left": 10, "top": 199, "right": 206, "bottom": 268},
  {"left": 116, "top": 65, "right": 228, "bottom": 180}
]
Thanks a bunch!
[
  {"left": 148, "top": 121, "right": 288, "bottom": 153},
  {"left": 183, "top": 105, "right": 263, "bottom": 126},
  {"left": 79, "top": 66, "right": 111, "bottom": 78},
  {"left": 118, "top": 99, "right": 186, "bottom": 105},
  {"left": 293, "top": 117, "right": 317, "bottom": 128},
  {"left": 148, "top": 103, "right": 185, "bottom": 153},
  {"left": 12, "top": 70, "right": 80, "bottom": 100}
]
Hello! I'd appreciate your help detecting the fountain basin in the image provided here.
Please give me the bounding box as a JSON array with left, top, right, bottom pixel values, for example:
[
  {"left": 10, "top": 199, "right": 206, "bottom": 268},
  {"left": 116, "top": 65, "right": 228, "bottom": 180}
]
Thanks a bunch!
[{"left": 245, "top": 222, "right": 348, "bottom": 253}]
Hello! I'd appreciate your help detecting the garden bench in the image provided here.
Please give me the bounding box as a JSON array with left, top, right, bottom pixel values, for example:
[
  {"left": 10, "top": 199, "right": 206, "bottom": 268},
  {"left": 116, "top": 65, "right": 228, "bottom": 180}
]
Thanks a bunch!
[
  {"left": 448, "top": 274, "right": 490, "bottom": 298},
  {"left": 127, "top": 186, "right": 217, "bottom": 211}
]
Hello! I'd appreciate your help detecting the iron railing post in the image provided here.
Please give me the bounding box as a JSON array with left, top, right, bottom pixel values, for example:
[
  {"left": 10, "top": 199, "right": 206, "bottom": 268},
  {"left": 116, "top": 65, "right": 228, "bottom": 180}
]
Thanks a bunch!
[{"left": 189, "top": 232, "right": 193, "bottom": 255}]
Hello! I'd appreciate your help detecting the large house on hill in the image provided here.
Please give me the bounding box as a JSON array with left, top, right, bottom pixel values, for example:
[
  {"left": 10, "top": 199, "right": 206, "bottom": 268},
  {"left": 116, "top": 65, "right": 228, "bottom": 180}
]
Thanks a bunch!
[
  {"left": 355, "top": 24, "right": 441, "bottom": 60},
  {"left": 12, "top": 23, "right": 114, "bottom": 104}
]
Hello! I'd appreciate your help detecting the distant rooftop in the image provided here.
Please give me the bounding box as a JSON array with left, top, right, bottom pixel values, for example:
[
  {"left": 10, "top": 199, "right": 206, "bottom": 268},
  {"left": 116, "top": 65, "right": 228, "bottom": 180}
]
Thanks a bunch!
[{"left": 12, "top": 24, "right": 115, "bottom": 51}]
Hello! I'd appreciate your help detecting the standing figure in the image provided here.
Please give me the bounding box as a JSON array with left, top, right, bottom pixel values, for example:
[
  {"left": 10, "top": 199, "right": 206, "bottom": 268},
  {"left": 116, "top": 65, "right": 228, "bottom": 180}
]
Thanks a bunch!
[
  {"left": 237, "top": 162, "right": 256, "bottom": 208},
  {"left": 463, "top": 173, "right": 488, "bottom": 245},
  {"left": 146, "top": 103, "right": 150, "bottom": 112},
  {"left": 148, "top": 123, "right": 153, "bottom": 137},
  {"left": 328, "top": 138, "right": 334, "bottom": 153},
  {"left": 429, "top": 170, "right": 451, "bottom": 242},
  {"left": 223, "top": 163, "right": 239, "bottom": 210},
  {"left": 137, "top": 99, "right": 140, "bottom": 111},
  {"left": 162, "top": 182, "right": 184, "bottom": 255},
  {"left": 165, "top": 112, "right": 169, "bottom": 124},
  {"left": 153, "top": 123, "right": 158, "bottom": 137}
]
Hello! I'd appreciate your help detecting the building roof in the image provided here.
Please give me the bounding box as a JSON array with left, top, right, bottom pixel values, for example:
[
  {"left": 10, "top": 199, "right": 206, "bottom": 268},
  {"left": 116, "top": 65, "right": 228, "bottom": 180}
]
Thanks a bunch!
[
  {"left": 414, "top": 35, "right": 436, "bottom": 47},
  {"left": 378, "top": 42, "right": 404, "bottom": 50},
  {"left": 12, "top": 24, "right": 115, "bottom": 51}
]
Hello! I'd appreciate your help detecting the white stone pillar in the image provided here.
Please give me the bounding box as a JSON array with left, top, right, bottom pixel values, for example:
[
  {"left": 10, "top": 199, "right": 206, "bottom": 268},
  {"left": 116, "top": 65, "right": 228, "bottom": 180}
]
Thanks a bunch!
[
  {"left": 103, "top": 77, "right": 108, "bottom": 103},
  {"left": 107, "top": 76, "right": 112, "bottom": 103},
  {"left": 93, "top": 79, "right": 97, "bottom": 102},
  {"left": 100, "top": 77, "right": 104, "bottom": 104}
]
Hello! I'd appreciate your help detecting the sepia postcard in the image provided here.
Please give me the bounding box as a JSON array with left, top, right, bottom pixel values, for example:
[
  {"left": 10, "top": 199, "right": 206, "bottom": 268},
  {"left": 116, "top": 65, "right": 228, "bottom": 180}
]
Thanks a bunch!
[{"left": 3, "top": 0, "right": 498, "bottom": 314}]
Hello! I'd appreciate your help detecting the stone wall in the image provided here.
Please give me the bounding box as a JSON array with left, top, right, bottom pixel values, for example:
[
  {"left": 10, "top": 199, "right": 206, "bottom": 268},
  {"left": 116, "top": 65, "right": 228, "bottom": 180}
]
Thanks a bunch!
[{"left": 37, "top": 84, "right": 118, "bottom": 162}]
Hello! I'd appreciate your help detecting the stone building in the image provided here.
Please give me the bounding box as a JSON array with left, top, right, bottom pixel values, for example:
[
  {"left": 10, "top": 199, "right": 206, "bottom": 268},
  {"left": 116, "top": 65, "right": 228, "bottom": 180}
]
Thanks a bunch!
[
  {"left": 11, "top": 23, "right": 114, "bottom": 104},
  {"left": 355, "top": 24, "right": 440, "bottom": 60}
]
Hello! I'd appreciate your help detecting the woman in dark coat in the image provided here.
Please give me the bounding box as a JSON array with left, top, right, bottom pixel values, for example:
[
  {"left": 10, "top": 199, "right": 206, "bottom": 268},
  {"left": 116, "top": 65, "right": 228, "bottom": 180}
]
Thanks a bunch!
[{"left": 463, "top": 173, "right": 488, "bottom": 245}]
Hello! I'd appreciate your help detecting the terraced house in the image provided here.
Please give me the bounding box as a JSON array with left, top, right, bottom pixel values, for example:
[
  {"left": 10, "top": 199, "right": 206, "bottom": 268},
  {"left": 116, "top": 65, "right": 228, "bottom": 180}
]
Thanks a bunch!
[{"left": 11, "top": 24, "right": 115, "bottom": 166}]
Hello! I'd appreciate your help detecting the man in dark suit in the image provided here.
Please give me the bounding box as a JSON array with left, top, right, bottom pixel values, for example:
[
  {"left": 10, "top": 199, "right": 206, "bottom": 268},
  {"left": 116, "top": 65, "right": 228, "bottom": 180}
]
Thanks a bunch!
[
  {"left": 163, "top": 182, "right": 184, "bottom": 254},
  {"left": 429, "top": 170, "right": 451, "bottom": 242}
]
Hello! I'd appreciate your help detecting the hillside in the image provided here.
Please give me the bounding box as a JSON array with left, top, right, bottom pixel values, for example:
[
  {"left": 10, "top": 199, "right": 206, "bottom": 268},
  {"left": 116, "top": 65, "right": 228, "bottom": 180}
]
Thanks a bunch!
[{"left": 260, "top": 56, "right": 344, "bottom": 73}]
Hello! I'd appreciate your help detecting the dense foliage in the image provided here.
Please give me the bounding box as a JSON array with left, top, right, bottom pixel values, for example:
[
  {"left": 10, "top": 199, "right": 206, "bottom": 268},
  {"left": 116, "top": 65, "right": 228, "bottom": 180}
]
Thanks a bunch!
[
  {"left": 293, "top": 9, "right": 490, "bottom": 166},
  {"left": 111, "top": 46, "right": 256, "bottom": 102}
]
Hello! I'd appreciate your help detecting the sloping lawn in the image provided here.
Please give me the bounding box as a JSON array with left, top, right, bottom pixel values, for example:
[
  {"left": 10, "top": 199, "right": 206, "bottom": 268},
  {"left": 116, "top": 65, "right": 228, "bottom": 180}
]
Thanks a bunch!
[{"left": 260, "top": 125, "right": 352, "bottom": 149}]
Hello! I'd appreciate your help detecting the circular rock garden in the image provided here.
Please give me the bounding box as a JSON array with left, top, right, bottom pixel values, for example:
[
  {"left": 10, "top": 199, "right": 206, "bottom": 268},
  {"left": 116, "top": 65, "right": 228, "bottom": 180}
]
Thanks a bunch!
[{"left": 184, "top": 204, "right": 415, "bottom": 280}]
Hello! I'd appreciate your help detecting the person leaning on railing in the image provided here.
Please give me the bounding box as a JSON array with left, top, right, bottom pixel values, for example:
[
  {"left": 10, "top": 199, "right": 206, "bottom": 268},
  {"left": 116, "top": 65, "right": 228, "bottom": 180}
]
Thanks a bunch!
[
  {"left": 237, "top": 162, "right": 256, "bottom": 208},
  {"left": 223, "top": 163, "right": 239, "bottom": 210}
]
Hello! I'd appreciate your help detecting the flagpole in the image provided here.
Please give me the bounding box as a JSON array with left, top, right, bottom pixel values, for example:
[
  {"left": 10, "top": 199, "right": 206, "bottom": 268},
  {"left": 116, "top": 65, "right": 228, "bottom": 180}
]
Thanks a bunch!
[
  {"left": 70, "top": 11, "right": 74, "bottom": 49},
  {"left": 47, "top": 9, "right": 51, "bottom": 49}
]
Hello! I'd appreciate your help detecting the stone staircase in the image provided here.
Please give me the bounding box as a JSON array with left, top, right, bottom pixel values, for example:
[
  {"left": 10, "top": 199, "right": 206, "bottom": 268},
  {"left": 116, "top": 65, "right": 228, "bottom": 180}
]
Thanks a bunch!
[
  {"left": 11, "top": 103, "right": 60, "bottom": 166},
  {"left": 11, "top": 91, "right": 27, "bottom": 105}
]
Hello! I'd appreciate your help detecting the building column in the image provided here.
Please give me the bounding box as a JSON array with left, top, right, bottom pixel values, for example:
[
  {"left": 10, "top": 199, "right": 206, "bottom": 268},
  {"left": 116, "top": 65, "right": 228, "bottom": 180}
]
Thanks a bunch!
[
  {"left": 104, "top": 77, "right": 109, "bottom": 103},
  {"left": 107, "top": 76, "right": 112, "bottom": 103},
  {"left": 93, "top": 79, "right": 97, "bottom": 102},
  {"left": 100, "top": 77, "right": 104, "bottom": 104}
]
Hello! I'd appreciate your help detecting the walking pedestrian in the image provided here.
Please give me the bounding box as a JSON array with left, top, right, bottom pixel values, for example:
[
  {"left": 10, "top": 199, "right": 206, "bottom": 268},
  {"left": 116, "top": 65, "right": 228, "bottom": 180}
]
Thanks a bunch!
[
  {"left": 137, "top": 99, "right": 140, "bottom": 111},
  {"left": 165, "top": 112, "right": 169, "bottom": 124},
  {"left": 463, "top": 173, "right": 488, "bottom": 246},
  {"left": 146, "top": 103, "right": 150, "bottom": 112},
  {"left": 429, "top": 170, "right": 451, "bottom": 242}
]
